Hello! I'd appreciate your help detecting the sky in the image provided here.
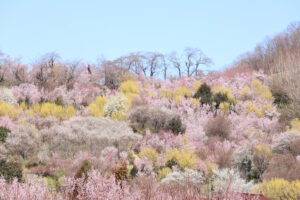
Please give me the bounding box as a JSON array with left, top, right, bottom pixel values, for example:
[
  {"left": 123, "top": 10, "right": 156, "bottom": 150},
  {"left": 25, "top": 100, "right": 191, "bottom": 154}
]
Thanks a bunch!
[{"left": 1, "top": 0, "right": 300, "bottom": 71}]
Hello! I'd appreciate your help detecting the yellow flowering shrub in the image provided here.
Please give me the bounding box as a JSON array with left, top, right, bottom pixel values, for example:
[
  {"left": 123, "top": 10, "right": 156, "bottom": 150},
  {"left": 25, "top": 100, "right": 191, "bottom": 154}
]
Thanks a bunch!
[
  {"left": 0, "top": 100, "right": 23, "bottom": 119},
  {"left": 241, "top": 86, "right": 251, "bottom": 97},
  {"left": 32, "top": 102, "right": 75, "bottom": 120},
  {"left": 244, "top": 101, "right": 262, "bottom": 117},
  {"left": 258, "top": 179, "right": 300, "bottom": 200},
  {"left": 120, "top": 80, "right": 139, "bottom": 94},
  {"left": 191, "top": 98, "right": 199, "bottom": 107},
  {"left": 160, "top": 90, "right": 172, "bottom": 99},
  {"left": 174, "top": 87, "right": 192, "bottom": 98},
  {"left": 212, "top": 86, "right": 235, "bottom": 101},
  {"left": 138, "top": 147, "right": 159, "bottom": 163},
  {"left": 165, "top": 149, "right": 198, "bottom": 170},
  {"left": 250, "top": 79, "right": 273, "bottom": 101},
  {"left": 287, "top": 118, "right": 300, "bottom": 132},
  {"left": 220, "top": 102, "right": 230, "bottom": 113},
  {"left": 193, "top": 80, "right": 202, "bottom": 92},
  {"left": 158, "top": 167, "right": 171, "bottom": 180},
  {"left": 120, "top": 80, "right": 139, "bottom": 108},
  {"left": 253, "top": 144, "right": 272, "bottom": 158},
  {"left": 182, "top": 134, "right": 189, "bottom": 145},
  {"left": 87, "top": 96, "right": 108, "bottom": 117},
  {"left": 261, "top": 104, "right": 275, "bottom": 116}
]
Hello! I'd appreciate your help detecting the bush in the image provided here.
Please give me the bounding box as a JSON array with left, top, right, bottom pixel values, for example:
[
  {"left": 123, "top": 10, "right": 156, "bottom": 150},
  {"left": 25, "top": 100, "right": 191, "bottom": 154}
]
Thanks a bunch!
[
  {"left": 32, "top": 102, "right": 75, "bottom": 120},
  {"left": 258, "top": 178, "right": 300, "bottom": 200},
  {"left": 193, "top": 83, "right": 213, "bottom": 105},
  {"left": 165, "top": 149, "right": 198, "bottom": 170},
  {"left": 0, "top": 160, "right": 22, "bottom": 182},
  {"left": 0, "top": 87, "right": 16, "bottom": 105},
  {"left": 213, "top": 168, "right": 256, "bottom": 194},
  {"left": 271, "top": 130, "right": 300, "bottom": 154},
  {"left": 252, "top": 144, "right": 272, "bottom": 179},
  {"left": 40, "top": 117, "right": 141, "bottom": 155},
  {"left": 113, "top": 161, "right": 129, "bottom": 181},
  {"left": 104, "top": 94, "right": 127, "bottom": 120},
  {"left": 204, "top": 115, "right": 231, "bottom": 140},
  {"left": 0, "top": 126, "right": 10, "bottom": 142},
  {"left": 262, "top": 154, "right": 300, "bottom": 181},
  {"left": 165, "top": 116, "right": 186, "bottom": 135},
  {"left": 5, "top": 124, "right": 40, "bottom": 159},
  {"left": 161, "top": 169, "right": 204, "bottom": 188},
  {"left": 139, "top": 147, "right": 158, "bottom": 164},
  {"left": 87, "top": 96, "right": 108, "bottom": 117},
  {"left": 213, "top": 92, "right": 229, "bottom": 109},
  {"left": 129, "top": 106, "right": 185, "bottom": 134}
]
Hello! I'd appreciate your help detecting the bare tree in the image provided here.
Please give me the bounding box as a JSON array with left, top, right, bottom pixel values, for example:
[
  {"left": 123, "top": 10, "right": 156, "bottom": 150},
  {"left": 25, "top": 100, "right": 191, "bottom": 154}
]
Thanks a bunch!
[
  {"left": 184, "top": 47, "right": 212, "bottom": 77},
  {"left": 168, "top": 52, "right": 182, "bottom": 78},
  {"left": 145, "top": 52, "right": 164, "bottom": 77}
]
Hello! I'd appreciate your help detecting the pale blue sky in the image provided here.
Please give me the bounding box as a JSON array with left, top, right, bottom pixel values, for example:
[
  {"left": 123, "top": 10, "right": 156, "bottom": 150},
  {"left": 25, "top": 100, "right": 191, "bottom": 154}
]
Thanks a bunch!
[{"left": 1, "top": 0, "right": 300, "bottom": 71}]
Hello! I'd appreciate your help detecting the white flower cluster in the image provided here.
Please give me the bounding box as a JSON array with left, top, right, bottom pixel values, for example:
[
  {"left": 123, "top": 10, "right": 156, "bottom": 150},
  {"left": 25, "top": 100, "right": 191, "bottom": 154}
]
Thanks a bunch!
[{"left": 0, "top": 87, "right": 16, "bottom": 104}]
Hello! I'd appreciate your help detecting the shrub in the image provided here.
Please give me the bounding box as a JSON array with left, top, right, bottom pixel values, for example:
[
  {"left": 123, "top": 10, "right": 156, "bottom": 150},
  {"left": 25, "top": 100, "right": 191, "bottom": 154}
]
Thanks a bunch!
[
  {"left": 40, "top": 117, "right": 141, "bottom": 155},
  {"left": 87, "top": 96, "right": 108, "bottom": 117},
  {"left": 213, "top": 168, "right": 256, "bottom": 194},
  {"left": 258, "top": 178, "right": 300, "bottom": 200},
  {"left": 129, "top": 106, "right": 184, "bottom": 134},
  {"left": 193, "top": 83, "right": 213, "bottom": 105},
  {"left": 213, "top": 92, "right": 229, "bottom": 109},
  {"left": 165, "top": 116, "right": 186, "bottom": 135},
  {"left": 290, "top": 138, "right": 300, "bottom": 157},
  {"left": 204, "top": 115, "right": 231, "bottom": 140},
  {"left": 250, "top": 79, "right": 273, "bottom": 101},
  {"left": 161, "top": 169, "right": 204, "bottom": 187},
  {"left": 272, "top": 130, "right": 300, "bottom": 154},
  {"left": 0, "top": 87, "right": 16, "bottom": 105},
  {"left": 0, "top": 126, "right": 10, "bottom": 142},
  {"left": 113, "top": 161, "right": 129, "bottom": 181},
  {"left": 32, "top": 102, "right": 75, "bottom": 120},
  {"left": 4, "top": 124, "right": 40, "bottom": 159},
  {"left": 0, "top": 160, "right": 22, "bottom": 182},
  {"left": 104, "top": 94, "right": 127, "bottom": 120},
  {"left": 139, "top": 147, "right": 158, "bottom": 164},
  {"left": 0, "top": 101, "right": 23, "bottom": 119},
  {"left": 252, "top": 144, "right": 272, "bottom": 178},
  {"left": 273, "top": 90, "right": 291, "bottom": 107},
  {"left": 120, "top": 80, "right": 139, "bottom": 94},
  {"left": 262, "top": 154, "right": 300, "bottom": 181},
  {"left": 165, "top": 149, "right": 198, "bottom": 170},
  {"left": 158, "top": 167, "right": 171, "bottom": 180}
]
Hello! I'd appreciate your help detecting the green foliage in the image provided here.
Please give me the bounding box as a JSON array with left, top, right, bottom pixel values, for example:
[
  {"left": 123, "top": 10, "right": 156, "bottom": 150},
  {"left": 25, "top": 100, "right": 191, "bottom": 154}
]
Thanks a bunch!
[
  {"left": 0, "top": 126, "right": 10, "bottom": 142},
  {"left": 193, "top": 83, "right": 213, "bottom": 105},
  {"left": 166, "top": 116, "right": 186, "bottom": 135},
  {"left": 0, "top": 160, "right": 23, "bottom": 182},
  {"left": 130, "top": 165, "right": 138, "bottom": 178},
  {"left": 214, "top": 92, "right": 229, "bottom": 109},
  {"left": 74, "top": 160, "right": 91, "bottom": 181}
]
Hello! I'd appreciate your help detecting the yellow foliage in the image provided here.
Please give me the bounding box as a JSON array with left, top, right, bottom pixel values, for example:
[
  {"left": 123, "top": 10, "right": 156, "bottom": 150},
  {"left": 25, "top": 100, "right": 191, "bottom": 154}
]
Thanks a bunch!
[
  {"left": 0, "top": 100, "right": 23, "bottom": 119},
  {"left": 158, "top": 167, "right": 171, "bottom": 180},
  {"left": 174, "top": 95, "right": 183, "bottom": 104},
  {"left": 32, "top": 102, "right": 75, "bottom": 120},
  {"left": 139, "top": 147, "right": 159, "bottom": 163},
  {"left": 160, "top": 90, "right": 172, "bottom": 99},
  {"left": 182, "top": 134, "right": 189, "bottom": 145},
  {"left": 212, "top": 86, "right": 235, "bottom": 101},
  {"left": 287, "top": 118, "right": 300, "bottom": 132},
  {"left": 120, "top": 80, "right": 139, "bottom": 94},
  {"left": 19, "top": 102, "right": 29, "bottom": 111},
  {"left": 193, "top": 81, "right": 202, "bottom": 92},
  {"left": 220, "top": 102, "right": 230, "bottom": 113},
  {"left": 241, "top": 86, "right": 251, "bottom": 97},
  {"left": 165, "top": 149, "right": 198, "bottom": 170},
  {"left": 120, "top": 81, "right": 139, "bottom": 108},
  {"left": 253, "top": 144, "right": 272, "bottom": 157},
  {"left": 261, "top": 104, "right": 275, "bottom": 116},
  {"left": 244, "top": 101, "right": 262, "bottom": 117},
  {"left": 191, "top": 98, "right": 199, "bottom": 107},
  {"left": 174, "top": 87, "right": 192, "bottom": 98},
  {"left": 258, "top": 179, "right": 300, "bottom": 200},
  {"left": 87, "top": 96, "right": 108, "bottom": 117},
  {"left": 250, "top": 79, "right": 273, "bottom": 101}
]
